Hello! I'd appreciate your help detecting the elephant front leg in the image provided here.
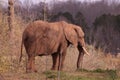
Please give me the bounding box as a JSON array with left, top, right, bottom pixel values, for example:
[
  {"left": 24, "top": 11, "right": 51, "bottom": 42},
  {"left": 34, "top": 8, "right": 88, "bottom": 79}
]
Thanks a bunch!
[
  {"left": 77, "top": 52, "right": 84, "bottom": 69},
  {"left": 26, "top": 56, "right": 37, "bottom": 73},
  {"left": 51, "top": 53, "right": 59, "bottom": 70},
  {"left": 77, "top": 46, "right": 84, "bottom": 70}
]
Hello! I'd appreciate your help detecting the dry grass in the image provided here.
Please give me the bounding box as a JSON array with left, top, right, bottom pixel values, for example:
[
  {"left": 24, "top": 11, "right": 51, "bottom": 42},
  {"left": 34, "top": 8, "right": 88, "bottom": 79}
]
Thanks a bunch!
[
  {"left": 82, "top": 45, "right": 120, "bottom": 70},
  {"left": 0, "top": 13, "right": 120, "bottom": 80}
]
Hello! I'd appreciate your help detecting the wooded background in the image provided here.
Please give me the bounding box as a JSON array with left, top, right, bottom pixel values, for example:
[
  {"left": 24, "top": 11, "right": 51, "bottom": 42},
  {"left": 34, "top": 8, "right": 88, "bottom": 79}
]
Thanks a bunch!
[{"left": 1, "top": 0, "right": 119, "bottom": 54}]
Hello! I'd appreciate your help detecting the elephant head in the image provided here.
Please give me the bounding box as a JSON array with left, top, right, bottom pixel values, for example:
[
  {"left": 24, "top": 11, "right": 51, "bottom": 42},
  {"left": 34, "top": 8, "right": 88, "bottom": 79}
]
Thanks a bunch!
[
  {"left": 72, "top": 25, "right": 89, "bottom": 55},
  {"left": 61, "top": 21, "right": 89, "bottom": 69}
]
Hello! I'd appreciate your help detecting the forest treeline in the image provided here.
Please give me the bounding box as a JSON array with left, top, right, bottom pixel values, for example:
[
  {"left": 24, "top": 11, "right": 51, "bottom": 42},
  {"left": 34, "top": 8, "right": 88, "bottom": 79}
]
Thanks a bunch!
[{"left": 0, "top": 0, "right": 120, "bottom": 54}]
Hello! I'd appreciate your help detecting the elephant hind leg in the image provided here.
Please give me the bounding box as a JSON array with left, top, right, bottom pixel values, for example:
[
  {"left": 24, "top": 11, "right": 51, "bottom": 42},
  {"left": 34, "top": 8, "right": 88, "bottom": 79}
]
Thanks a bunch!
[
  {"left": 26, "top": 56, "right": 37, "bottom": 73},
  {"left": 58, "top": 50, "right": 67, "bottom": 70},
  {"left": 51, "top": 53, "right": 59, "bottom": 70}
]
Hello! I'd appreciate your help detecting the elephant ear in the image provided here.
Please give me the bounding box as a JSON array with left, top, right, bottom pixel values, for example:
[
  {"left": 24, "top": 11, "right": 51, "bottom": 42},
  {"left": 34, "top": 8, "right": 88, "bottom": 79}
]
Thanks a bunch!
[
  {"left": 73, "top": 25, "right": 84, "bottom": 38},
  {"left": 62, "top": 22, "right": 78, "bottom": 47}
]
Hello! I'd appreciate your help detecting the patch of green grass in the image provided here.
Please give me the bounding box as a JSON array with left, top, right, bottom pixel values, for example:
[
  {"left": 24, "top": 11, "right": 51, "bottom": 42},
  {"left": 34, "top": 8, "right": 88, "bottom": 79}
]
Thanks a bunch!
[
  {"left": 107, "top": 70, "right": 118, "bottom": 80},
  {"left": 93, "top": 69, "right": 118, "bottom": 80},
  {"left": 76, "top": 68, "right": 106, "bottom": 73},
  {"left": 77, "top": 68, "right": 119, "bottom": 80},
  {"left": 77, "top": 68, "right": 90, "bottom": 72},
  {"left": 43, "top": 70, "right": 57, "bottom": 79},
  {"left": 93, "top": 68, "right": 107, "bottom": 73},
  {"left": 43, "top": 70, "right": 119, "bottom": 80}
]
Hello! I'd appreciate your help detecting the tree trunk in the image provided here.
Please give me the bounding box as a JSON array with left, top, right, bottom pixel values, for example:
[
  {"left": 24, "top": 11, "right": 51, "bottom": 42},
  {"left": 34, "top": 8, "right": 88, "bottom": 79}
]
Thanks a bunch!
[
  {"left": 8, "top": 0, "right": 16, "bottom": 55},
  {"left": 8, "top": 0, "right": 15, "bottom": 43},
  {"left": 8, "top": 0, "right": 14, "bottom": 32},
  {"left": 0, "top": 2, "right": 3, "bottom": 23},
  {"left": 44, "top": 0, "right": 47, "bottom": 21}
]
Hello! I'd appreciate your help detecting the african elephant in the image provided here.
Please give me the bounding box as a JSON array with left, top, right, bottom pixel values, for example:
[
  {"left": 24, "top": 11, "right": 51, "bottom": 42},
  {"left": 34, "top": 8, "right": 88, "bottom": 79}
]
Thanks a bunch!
[{"left": 20, "top": 20, "right": 89, "bottom": 73}]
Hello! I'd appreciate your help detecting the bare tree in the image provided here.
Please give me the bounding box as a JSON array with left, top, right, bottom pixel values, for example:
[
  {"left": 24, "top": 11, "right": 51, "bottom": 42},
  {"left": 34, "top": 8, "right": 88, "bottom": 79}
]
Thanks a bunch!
[
  {"left": 43, "top": 0, "right": 47, "bottom": 21},
  {"left": 8, "top": 0, "right": 14, "bottom": 32},
  {"left": 14, "top": 0, "right": 22, "bottom": 16},
  {"left": 0, "top": 2, "right": 2, "bottom": 16},
  {"left": 8, "top": 0, "right": 16, "bottom": 56}
]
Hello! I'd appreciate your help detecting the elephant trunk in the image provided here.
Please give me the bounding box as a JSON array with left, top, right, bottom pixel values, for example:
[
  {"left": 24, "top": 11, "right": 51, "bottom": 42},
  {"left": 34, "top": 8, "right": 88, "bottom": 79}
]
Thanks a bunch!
[
  {"left": 77, "top": 45, "right": 89, "bottom": 70},
  {"left": 77, "top": 48, "right": 84, "bottom": 69}
]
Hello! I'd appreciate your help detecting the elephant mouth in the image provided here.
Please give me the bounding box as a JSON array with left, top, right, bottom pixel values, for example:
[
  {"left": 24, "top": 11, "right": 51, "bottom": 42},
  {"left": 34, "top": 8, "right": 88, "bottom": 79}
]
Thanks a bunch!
[{"left": 82, "top": 47, "right": 90, "bottom": 55}]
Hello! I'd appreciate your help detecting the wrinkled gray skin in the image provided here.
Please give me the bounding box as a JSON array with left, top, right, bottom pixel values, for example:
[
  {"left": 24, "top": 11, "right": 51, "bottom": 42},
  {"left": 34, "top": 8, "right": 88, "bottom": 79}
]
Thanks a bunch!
[{"left": 20, "top": 20, "right": 87, "bottom": 73}]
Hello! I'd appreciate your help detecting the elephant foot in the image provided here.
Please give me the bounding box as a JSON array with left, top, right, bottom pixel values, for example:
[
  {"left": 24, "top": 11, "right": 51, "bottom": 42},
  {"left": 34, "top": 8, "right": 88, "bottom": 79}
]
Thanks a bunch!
[
  {"left": 51, "top": 68, "right": 56, "bottom": 71},
  {"left": 51, "top": 67, "right": 63, "bottom": 71},
  {"left": 57, "top": 64, "right": 64, "bottom": 71},
  {"left": 76, "top": 67, "right": 84, "bottom": 71},
  {"left": 26, "top": 69, "right": 38, "bottom": 73},
  {"left": 76, "top": 68, "right": 80, "bottom": 71},
  {"left": 33, "top": 69, "right": 38, "bottom": 73},
  {"left": 51, "top": 66, "right": 58, "bottom": 71},
  {"left": 77, "top": 66, "right": 80, "bottom": 70}
]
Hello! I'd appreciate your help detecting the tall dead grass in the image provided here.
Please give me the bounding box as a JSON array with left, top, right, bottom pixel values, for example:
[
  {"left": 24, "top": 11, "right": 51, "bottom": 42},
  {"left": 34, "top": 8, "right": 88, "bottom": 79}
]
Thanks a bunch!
[
  {"left": 0, "top": 13, "right": 120, "bottom": 74},
  {"left": 82, "top": 45, "right": 120, "bottom": 70},
  {"left": 63, "top": 45, "right": 120, "bottom": 72},
  {"left": 0, "top": 13, "right": 26, "bottom": 73}
]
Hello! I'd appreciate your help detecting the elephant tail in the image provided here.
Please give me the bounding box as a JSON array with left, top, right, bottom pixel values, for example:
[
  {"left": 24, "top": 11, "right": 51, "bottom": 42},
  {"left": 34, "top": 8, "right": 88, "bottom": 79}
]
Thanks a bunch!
[{"left": 19, "top": 37, "right": 23, "bottom": 63}]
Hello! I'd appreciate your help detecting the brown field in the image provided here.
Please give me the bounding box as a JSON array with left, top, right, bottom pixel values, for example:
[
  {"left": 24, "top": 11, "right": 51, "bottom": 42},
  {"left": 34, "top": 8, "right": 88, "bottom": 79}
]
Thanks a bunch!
[{"left": 0, "top": 14, "right": 120, "bottom": 80}]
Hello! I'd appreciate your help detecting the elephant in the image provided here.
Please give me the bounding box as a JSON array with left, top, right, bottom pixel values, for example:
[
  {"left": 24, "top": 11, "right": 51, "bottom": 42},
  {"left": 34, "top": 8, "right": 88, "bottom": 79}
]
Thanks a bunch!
[{"left": 20, "top": 20, "right": 89, "bottom": 73}]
